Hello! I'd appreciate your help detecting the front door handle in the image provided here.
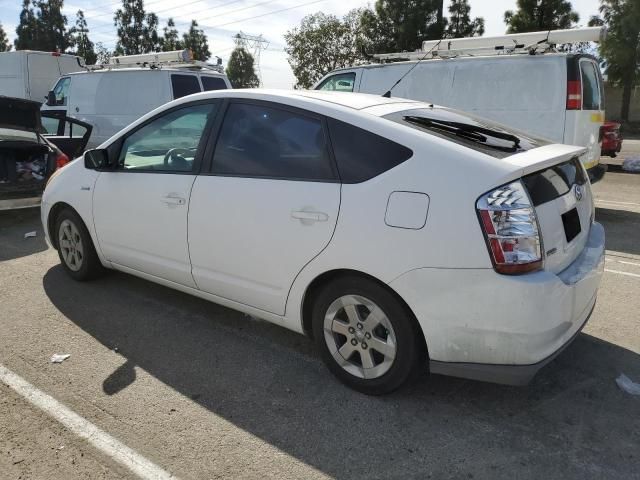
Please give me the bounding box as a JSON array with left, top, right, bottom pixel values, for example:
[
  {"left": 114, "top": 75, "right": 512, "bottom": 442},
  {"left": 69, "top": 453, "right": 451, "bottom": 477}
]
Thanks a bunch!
[
  {"left": 161, "top": 194, "right": 186, "bottom": 206},
  {"left": 291, "top": 210, "right": 329, "bottom": 222}
]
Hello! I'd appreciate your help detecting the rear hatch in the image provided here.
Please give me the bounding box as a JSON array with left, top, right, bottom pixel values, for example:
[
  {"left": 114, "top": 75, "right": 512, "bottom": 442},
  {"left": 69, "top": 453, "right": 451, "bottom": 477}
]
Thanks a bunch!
[
  {"left": 510, "top": 145, "right": 593, "bottom": 273},
  {"left": 0, "top": 96, "right": 54, "bottom": 200}
]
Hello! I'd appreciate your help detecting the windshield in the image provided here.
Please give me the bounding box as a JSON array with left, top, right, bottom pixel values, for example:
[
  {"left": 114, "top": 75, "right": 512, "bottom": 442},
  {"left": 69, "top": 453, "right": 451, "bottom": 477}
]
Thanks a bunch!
[{"left": 383, "top": 107, "right": 549, "bottom": 158}]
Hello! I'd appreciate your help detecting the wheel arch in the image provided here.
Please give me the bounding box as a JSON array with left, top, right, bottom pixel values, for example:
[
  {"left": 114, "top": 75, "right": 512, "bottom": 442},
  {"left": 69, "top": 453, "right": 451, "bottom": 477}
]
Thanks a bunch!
[
  {"left": 47, "top": 201, "right": 75, "bottom": 249},
  {"left": 300, "top": 268, "right": 429, "bottom": 356}
]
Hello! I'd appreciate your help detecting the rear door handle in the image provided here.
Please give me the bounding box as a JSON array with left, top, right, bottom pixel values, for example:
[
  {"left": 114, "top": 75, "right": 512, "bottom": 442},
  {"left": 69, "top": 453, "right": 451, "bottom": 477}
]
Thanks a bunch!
[
  {"left": 161, "top": 194, "right": 186, "bottom": 206},
  {"left": 291, "top": 210, "right": 328, "bottom": 222}
]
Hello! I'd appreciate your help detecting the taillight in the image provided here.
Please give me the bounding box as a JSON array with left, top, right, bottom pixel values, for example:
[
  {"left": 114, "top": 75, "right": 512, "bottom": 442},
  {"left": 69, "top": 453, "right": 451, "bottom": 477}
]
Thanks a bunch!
[
  {"left": 476, "top": 181, "right": 543, "bottom": 275},
  {"left": 55, "top": 152, "right": 70, "bottom": 169},
  {"left": 566, "top": 80, "right": 582, "bottom": 110}
]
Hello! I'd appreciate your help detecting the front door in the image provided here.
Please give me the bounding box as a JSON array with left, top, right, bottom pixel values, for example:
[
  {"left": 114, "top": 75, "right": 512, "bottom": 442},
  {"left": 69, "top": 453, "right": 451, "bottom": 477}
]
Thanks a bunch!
[
  {"left": 189, "top": 101, "right": 340, "bottom": 315},
  {"left": 93, "top": 101, "right": 217, "bottom": 287}
]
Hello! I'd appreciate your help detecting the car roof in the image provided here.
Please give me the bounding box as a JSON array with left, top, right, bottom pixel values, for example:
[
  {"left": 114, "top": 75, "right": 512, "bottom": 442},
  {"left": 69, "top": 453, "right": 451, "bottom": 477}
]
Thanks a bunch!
[{"left": 181, "top": 89, "right": 422, "bottom": 112}]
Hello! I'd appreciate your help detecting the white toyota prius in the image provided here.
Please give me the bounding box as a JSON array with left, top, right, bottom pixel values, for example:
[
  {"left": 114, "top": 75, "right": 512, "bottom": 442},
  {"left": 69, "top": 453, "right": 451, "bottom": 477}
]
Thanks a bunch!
[{"left": 42, "top": 90, "right": 605, "bottom": 394}]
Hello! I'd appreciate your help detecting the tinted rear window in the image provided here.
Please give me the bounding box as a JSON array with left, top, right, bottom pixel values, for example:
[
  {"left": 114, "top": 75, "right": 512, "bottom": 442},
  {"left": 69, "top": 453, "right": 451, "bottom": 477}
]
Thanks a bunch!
[
  {"left": 171, "top": 74, "right": 201, "bottom": 99},
  {"left": 522, "top": 157, "right": 587, "bottom": 206},
  {"left": 384, "top": 107, "right": 548, "bottom": 159},
  {"left": 201, "top": 76, "right": 227, "bottom": 91},
  {"left": 327, "top": 118, "right": 413, "bottom": 183}
]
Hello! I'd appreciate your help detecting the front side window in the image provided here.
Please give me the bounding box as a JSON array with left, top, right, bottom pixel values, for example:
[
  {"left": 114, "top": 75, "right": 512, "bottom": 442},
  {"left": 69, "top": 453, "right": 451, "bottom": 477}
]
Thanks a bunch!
[
  {"left": 52, "top": 77, "right": 70, "bottom": 106},
  {"left": 317, "top": 73, "right": 356, "bottom": 92},
  {"left": 201, "top": 76, "right": 227, "bottom": 91},
  {"left": 580, "top": 61, "right": 602, "bottom": 111},
  {"left": 118, "top": 103, "right": 215, "bottom": 172},
  {"left": 171, "top": 74, "right": 201, "bottom": 99},
  {"left": 212, "top": 103, "right": 335, "bottom": 181}
]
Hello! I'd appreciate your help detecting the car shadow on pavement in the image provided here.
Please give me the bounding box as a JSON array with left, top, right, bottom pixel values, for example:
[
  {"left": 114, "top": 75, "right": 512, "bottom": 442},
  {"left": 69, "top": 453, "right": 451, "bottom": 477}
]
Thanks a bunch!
[
  {"left": 596, "top": 207, "right": 640, "bottom": 256},
  {"left": 0, "top": 208, "right": 48, "bottom": 261},
  {"left": 42, "top": 266, "right": 640, "bottom": 479}
]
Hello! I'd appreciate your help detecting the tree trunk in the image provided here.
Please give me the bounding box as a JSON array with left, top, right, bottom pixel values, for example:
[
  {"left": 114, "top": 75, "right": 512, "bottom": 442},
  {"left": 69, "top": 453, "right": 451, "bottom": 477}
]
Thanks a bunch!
[
  {"left": 621, "top": 74, "right": 633, "bottom": 122},
  {"left": 436, "top": 0, "right": 444, "bottom": 36}
]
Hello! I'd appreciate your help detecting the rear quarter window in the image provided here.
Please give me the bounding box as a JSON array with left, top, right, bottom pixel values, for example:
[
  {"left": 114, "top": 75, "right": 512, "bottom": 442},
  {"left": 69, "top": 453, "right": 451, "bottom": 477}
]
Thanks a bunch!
[
  {"left": 201, "top": 76, "right": 228, "bottom": 91},
  {"left": 327, "top": 118, "right": 413, "bottom": 183},
  {"left": 171, "top": 74, "right": 201, "bottom": 99}
]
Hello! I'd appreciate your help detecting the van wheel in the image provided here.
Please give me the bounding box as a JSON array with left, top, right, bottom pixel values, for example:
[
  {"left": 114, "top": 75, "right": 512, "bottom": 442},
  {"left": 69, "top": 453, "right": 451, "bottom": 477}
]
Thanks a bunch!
[
  {"left": 55, "top": 208, "right": 104, "bottom": 281},
  {"left": 311, "top": 276, "right": 424, "bottom": 395}
]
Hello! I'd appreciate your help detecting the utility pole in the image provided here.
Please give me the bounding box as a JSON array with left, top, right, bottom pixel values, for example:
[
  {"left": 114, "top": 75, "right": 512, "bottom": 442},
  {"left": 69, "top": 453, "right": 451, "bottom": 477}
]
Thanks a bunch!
[{"left": 233, "top": 31, "right": 269, "bottom": 85}]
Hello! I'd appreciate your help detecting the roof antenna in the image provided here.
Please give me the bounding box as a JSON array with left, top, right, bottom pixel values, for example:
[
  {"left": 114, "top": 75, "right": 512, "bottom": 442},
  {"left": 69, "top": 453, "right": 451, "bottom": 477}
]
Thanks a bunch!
[{"left": 382, "top": 39, "right": 442, "bottom": 98}]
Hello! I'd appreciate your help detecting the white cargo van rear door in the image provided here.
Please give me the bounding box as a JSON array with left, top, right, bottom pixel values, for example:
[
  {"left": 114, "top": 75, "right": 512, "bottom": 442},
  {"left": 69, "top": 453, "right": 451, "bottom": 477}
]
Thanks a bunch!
[
  {"left": 563, "top": 57, "right": 604, "bottom": 172},
  {"left": 0, "top": 53, "right": 27, "bottom": 99},
  {"left": 27, "top": 53, "right": 61, "bottom": 102}
]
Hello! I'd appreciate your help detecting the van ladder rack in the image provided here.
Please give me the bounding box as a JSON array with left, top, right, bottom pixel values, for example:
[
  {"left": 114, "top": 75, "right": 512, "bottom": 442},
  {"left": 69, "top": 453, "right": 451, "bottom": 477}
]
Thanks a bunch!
[
  {"left": 374, "top": 26, "right": 606, "bottom": 62},
  {"left": 88, "top": 49, "right": 224, "bottom": 73}
]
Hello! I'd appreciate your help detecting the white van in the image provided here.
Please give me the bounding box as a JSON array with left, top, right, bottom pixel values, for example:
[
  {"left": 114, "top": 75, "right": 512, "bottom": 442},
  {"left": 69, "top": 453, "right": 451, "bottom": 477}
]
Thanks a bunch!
[
  {"left": 315, "top": 30, "right": 607, "bottom": 181},
  {"left": 0, "top": 51, "right": 85, "bottom": 103},
  {"left": 41, "top": 53, "right": 231, "bottom": 148}
]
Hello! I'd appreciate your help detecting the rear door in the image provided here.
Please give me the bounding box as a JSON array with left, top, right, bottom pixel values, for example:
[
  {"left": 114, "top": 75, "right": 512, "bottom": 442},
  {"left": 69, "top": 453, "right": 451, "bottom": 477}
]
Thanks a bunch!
[
  {"left": 564, "top": 57, "right": 604, "bottom": 171},
  {"left": 41, "top": 112, "right": 92, "bottom": 158},
  {"left": 189, "top": 100, "right": 340, "bottom": 315}
]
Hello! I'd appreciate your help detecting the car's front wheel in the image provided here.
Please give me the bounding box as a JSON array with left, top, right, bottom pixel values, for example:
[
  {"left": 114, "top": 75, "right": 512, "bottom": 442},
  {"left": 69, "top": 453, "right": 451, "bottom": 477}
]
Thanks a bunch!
[
  {"left": 55, "top": 208, "right": 105, "bottom": 281},
  {"left": 312, "top": 276, "right": 425, "bottom": 395}
]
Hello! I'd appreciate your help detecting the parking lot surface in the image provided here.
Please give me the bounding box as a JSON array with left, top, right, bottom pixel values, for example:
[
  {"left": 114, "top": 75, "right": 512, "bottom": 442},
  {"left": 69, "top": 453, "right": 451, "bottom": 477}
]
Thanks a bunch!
[{"left": 1, "top": 169, "right": 639, "bottom": 479}]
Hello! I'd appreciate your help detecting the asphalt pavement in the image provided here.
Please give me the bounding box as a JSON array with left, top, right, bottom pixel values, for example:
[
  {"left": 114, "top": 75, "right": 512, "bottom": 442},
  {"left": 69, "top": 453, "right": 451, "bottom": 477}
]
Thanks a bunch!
[{"left": 0, "top": 166, "right": 639, "bottom": 479}]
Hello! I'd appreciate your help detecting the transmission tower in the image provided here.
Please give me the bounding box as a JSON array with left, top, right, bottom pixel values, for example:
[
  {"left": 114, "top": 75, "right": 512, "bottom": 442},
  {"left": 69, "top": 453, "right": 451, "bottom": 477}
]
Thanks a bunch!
[{"left": 233, "top": 32, "right": 269, "bottom": 85}]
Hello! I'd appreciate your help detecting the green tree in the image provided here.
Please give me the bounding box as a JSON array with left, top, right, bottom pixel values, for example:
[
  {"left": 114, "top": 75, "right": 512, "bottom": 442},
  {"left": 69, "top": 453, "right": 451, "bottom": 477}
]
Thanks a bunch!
[
  {"left": 95, "top": 42, "right": 112, "bottom": 64},
  {"left": 15, "top": 0, "right": 37, "bottom": 50},
  {"left": 114, "top": 0, "right": 160, "bottom": 55},
  {"left": 504, "top": 0, "right": 579, "bottom": 33},
  {"left": 285, "top": 10, "right": 368, "bottom": 89},
  {"left": 182, "top": 20, "right": 209, "bottom": 61},
  {"left": 15, "top": 0, "right": 70, "bottom": 51},
  {"left": 226, "top": 44, "right": 260, "bottom": 88},
  {"left": 69, "top": 10, "right": 96, "bottom": 64},
  {"left": 446, "top": 0, "right": 484, "bottom": 38},
  {"left": 360, "top": 0, "right": 443, "bottom": 54},
  {"left": 160, "top": 18, "right": 183, "bottom": 51},
  {"left": 0, "top": 23, "right": 10, "bottom": 51},
  {"left": 597, "top": 0, "right": 640, "bottom": 121}
]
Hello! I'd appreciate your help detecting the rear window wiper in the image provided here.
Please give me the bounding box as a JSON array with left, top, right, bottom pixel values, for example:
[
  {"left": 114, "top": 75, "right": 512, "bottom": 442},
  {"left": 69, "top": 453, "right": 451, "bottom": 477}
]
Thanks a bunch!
[{"left": 403, "top": 116, "right": 521, "bottom": 152}]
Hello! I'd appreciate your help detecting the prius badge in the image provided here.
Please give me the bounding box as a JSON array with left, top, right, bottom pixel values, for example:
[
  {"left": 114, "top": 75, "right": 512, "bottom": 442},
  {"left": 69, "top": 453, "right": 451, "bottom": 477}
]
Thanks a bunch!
[{"left": 574, "top": 184, "right": 584, "bottom": 202}]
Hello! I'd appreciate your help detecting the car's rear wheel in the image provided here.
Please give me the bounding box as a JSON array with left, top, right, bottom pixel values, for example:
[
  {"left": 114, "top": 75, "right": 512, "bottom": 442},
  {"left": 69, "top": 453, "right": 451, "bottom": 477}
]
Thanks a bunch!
[
  {"left": 55, "top": 208, "right": 104, "bottom": 281},
  {"left": 311, "top": 276, "right": 425, "bottom": 395}
]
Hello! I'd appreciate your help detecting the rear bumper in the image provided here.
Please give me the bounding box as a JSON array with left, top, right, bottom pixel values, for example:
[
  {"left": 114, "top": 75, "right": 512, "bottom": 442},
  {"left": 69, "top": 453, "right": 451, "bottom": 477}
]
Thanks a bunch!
[
  {"left": 0, "top": 196, "right": 41, "bottom": 211},
  {"left": 389, "top": 222, "right": 605, "bottom": 385}
]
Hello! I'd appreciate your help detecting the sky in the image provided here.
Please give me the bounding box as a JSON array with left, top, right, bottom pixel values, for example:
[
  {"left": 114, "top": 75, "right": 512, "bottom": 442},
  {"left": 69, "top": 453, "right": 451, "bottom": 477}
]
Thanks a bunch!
[{"left": 0, "top": 0, "right": 602, "bottom": 88}]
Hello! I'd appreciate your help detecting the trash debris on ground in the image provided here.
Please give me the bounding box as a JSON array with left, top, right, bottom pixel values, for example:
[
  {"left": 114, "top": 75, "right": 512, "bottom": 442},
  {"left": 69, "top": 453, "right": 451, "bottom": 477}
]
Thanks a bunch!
[
  {"left": 24, "top": 231, "right": 37, "bottom": 239},
  {"left": 622, "top": 156, "right": 640, "bottom": 173},
  {"left": 616, "top": 373, "right": 640, "bottom": 396},
  {"left": 50, "top": 353, "right": 71, "bottom": 364}
]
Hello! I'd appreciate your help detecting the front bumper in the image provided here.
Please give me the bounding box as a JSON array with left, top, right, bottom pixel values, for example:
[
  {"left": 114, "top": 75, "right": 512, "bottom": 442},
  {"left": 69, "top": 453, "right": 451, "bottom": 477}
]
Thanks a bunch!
[{"left": 389, "top": 222, "right": 605, "bottom": 385}]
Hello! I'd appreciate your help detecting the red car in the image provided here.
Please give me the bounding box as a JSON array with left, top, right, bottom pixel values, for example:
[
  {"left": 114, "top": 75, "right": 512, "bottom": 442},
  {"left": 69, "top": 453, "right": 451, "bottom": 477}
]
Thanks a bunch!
[{"left": 601, "top": 121, "right": 623, "bottom": 158}]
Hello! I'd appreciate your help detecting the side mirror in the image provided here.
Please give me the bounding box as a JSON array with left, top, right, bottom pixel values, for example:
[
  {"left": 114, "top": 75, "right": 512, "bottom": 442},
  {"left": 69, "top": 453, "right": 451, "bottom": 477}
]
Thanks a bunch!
[
  {"left": 46, "top": 90, "right": 56, "bottom": 106},
  {"left": 84, "top": 149, "right": 110, "bottom": 170}
]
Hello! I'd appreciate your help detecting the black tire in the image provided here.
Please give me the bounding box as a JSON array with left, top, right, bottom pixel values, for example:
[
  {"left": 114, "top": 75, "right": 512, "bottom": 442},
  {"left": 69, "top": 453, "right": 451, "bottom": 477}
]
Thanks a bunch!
[
  {"left": 54, "top": 207, "right": 105, "bottom": 281},
  {"left": 311, "top": 275, "right": 425, "bottom": 395}
]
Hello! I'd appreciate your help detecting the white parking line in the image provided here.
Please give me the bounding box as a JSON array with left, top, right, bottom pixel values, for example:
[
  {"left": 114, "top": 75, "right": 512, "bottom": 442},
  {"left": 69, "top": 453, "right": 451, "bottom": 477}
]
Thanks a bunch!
[
  {"left": 0, "top": 364, "right": 177, "bottom": 480},
  {"left": 605, "top": 269, "right": 640, "bottom": 279},
  {"left": 596, "top": 199, "right": 640, "bottom": 207},
  {"left": 609, "top": 259, "right": 640, "bottom": 268}
]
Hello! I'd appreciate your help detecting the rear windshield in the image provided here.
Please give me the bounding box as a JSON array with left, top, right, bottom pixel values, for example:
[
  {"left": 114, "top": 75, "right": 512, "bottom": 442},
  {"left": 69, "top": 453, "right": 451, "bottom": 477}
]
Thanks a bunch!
[
  {"left": 522, "top": 157, "right": 587, "bottom": 206},
  {"left": 384, "top": 107, "right": 549, "bottom": 158}
]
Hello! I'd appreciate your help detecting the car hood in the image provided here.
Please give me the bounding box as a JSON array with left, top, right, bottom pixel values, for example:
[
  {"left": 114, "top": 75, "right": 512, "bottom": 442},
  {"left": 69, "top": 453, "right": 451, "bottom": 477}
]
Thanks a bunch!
[{"left": 0, "top": 96, "right": 43, "bottom": 133}]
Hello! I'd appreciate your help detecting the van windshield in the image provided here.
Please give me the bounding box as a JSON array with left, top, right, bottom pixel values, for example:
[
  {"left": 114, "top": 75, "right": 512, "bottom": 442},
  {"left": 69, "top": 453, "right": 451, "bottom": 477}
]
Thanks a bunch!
[{"left": 383, "top": 107, "right": 549, "bottom": 158}]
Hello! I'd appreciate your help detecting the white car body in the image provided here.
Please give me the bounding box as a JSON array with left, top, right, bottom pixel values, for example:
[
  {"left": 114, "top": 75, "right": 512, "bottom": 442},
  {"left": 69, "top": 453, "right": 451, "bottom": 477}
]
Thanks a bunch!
[
  {"left": 0, "top": 51, "right": 84, "bottom": 102},
  {"left": 40, "top": 68, "right": 231, "bottom": 149},
  {"left": 41, "top": 90, "right": 605, "bottom": 388},
  {"left": 315, "top": 53, "right": 606, "bottom": 181}
]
